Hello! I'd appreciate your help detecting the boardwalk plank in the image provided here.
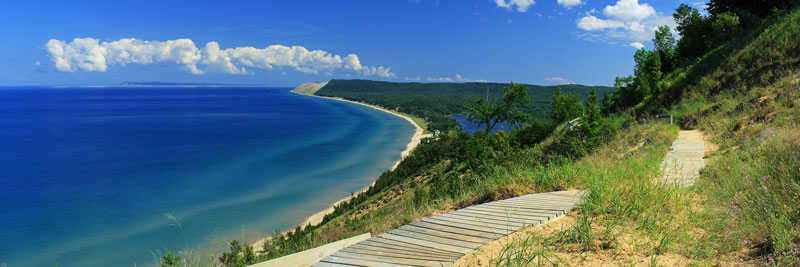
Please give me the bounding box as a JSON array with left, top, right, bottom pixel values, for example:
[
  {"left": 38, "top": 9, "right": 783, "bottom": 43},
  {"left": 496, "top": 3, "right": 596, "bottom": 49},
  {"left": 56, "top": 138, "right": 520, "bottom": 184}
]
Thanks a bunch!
[
  {"left": 481, "top": 202, "right": 571, "bottom": 212},
  {"left": 389, "top": 229, "right": 484, "bottom": 249},
  {"left": 448, "top": 210, "right": 543, "bottom": 225},
  {"left": 433, "top": 214, "right": 526, "bottom": 230},
  {"left": 362, "top": 238, "right": 462, "bottom": 257},
  {"left": 379, "top": 233, "right": 473, "bottom": 254},
  {"left": 495, "top": 199, "right": 575, "bottom": 206},
  {"left": 341, "top": 247, "right": 457, "bottom": 262},
  {"left": 463, "top": 206, "right": 558, "bottom": 218},
  {"left": 310, "top": 190, "right": 584, "bottom": 267},
  {"left": 409, "top": 221, "right": 505, "bottom": 239},
  {"left": 362, "top": 239, "right": 461, "bottom": 257},
  {"left": 422, "top": 217, "right": 514, "bottom": 234},
  {"left": 440, "top": 212, "right": 535, "bottom": 226},
  {"left": 321, "top": 255, "right": 409, "bottom": 267},
  {"left": 399, "top": 225, "right": 494, "bottom": 244},
  {"left": 347, "top": 244, "right": 460, "bottom": 261},
  {"left": 455, "top": 208, "right": 551, "bottom": 221},
  {"left": 312, "top": 261, "right": 359, "bottom": 267},
  {"left": 333, "top": 251, "right": 452, "bottom": 267}
]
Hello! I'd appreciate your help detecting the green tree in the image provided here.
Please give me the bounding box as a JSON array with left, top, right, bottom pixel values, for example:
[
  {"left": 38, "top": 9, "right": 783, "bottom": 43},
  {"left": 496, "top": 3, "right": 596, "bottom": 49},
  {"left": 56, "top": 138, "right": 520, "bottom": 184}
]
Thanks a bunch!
[
  {"left": 652, "top": 26, "right": 676, "bottom": 74},
  {"left": 466, "top": 82, "right": 532, "bottom": 133},
  {"left": 220, "top": 240, "right": 242, "bottom": 267},
  {"left": 160, "top": 252, "right": 182, "bottom": 267},
  {"left": 601, "top": 91, "right": 613, "bottom": 114},
  {"left": 710, "top": 11, "right": 741, "bottom": 46},
  {"left": 550, "top": 86, "right": 585, "bottom": 124},
  {"left": 584, "top": 88, "right": 601, "bottom": 133},
  {"left": 219, "top": 240, "right": 256, "bottom": 267},
  {"left": 708, "top": 0, "right": 795, "bottom": 27},
  {"left": 673, "top": 3, "right": 711, "bottom": 61},
  {"left": 633, "top": 48, "right": 662, "bottom": 103}
]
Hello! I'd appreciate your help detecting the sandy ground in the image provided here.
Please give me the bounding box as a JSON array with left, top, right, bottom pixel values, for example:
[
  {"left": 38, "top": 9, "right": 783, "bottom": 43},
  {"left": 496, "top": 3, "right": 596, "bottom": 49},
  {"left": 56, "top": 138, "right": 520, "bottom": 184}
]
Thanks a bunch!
[
  {"left": 254, "top": 92, "right": 429, "bottom": 252},
  {"left": 453, "top": 212, "right": 704, "bottom": 266}
]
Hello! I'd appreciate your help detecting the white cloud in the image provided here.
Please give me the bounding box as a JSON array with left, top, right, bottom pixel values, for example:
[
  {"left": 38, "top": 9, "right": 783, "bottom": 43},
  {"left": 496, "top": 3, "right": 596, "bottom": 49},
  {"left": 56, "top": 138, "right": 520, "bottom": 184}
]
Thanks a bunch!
[
  {"left": 544, "top": 77, "right": 574, "bottom": 84},
  {"left": 495, "top": 0, "right": 535, "bottom": 12},
  {"left": 577, "top": 15, "right": 625, "bottom": 30},
  {"left": 575, "top": 0, "right": 676, "bottom": 44},
  {"left": 629, "top": 42, "right": 645, "bottom": 49},
  {"left": 44, "top": 38, "right": 395, "bottom": 78},
  {"left": 603, "top": 0, "right": 655, "bottom": 21},
  {"left": 422, "top": 73, "right": 479, "bottom": 83},
  {"left": 690, "top": 1, "right": 708, "bottom": 10},
  {"left": 557, "top": 0, "right": 583, "bottom": 9},
  {"left": 427, "top": 76, "right": 454, "bottom": 82}
]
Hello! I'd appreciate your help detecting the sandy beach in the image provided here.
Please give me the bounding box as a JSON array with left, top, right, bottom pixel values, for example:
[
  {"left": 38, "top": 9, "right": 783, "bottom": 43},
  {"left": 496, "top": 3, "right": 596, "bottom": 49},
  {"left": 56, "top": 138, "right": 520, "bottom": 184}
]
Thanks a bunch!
[
  {"left": 293, "top": 93, "right": 428, "bottom": 226},
  {"left": 254, "top": 90, "right": 429, "bottom": 251}
]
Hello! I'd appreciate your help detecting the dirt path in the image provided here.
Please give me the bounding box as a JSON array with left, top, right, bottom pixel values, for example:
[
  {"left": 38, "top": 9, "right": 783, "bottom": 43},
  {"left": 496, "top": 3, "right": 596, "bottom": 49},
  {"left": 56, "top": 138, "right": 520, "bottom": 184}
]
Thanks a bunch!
[{"left": 658, "top": 130, "right": 706, "bottom": 187}]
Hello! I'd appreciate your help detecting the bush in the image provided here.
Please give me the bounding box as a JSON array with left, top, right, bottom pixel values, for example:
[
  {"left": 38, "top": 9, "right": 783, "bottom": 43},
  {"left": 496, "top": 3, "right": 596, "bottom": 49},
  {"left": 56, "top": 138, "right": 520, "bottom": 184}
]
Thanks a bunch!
[{"left": 514, "top": 119, "right": 554, "bottom": 147}]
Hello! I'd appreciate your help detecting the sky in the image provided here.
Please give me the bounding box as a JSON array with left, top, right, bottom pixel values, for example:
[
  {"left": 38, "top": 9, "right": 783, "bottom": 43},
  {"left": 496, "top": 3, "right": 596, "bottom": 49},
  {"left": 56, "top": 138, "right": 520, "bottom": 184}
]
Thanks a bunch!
[{"left": 0, "top": 0, "right": 709, "bottom": 87}]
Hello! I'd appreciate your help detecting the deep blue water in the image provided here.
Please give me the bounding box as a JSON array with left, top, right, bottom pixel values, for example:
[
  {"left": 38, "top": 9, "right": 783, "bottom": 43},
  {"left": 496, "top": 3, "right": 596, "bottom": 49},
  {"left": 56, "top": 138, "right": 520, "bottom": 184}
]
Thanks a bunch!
[
  {"left": 0, "top": 87, "right": 414, "bottom": 266},
  {"left": 451, "top": 114, "right": 514, "bottom": 134}
]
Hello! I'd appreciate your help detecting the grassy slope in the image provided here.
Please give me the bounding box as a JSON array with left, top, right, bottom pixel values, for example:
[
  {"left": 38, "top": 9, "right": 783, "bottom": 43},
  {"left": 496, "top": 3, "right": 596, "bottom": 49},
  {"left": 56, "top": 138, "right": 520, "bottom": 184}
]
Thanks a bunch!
[
  {"left": 158, "top": 8, "right": 798, "bottom": 267},
  {"left": 490, "top": 6, "right": 800, "bottom": 266}
]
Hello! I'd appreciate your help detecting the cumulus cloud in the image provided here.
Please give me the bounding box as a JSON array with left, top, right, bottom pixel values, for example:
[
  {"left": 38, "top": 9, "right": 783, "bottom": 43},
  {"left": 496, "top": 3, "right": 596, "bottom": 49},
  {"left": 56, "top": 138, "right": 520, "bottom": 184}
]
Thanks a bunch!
[
  {"left": 44, "top": 38, "right": 395, "bottom": 78},
  {"left": 557, "top": 0, "right": 583, "bottom": 9},
  {"left": 427, "top": 76, "right": 454, "bottom": 82},
  {"left": 575, "top": 0, "right": 676, "bottom": 45},
  {"left": 495, "top": 0, "right": 535, "bottom": 12},
  {"left": 577, "top": 15, "right": 625, "bottom": 30},
  {"left": 411, "top": 73, "right": 481, "bottom": 83},
  {"left": 629, "top": 42, "right": 645, "bottom": 49},
  {"left": 544, "top": 77, "right": 574, "bottom": 84},
  {"left": 602, "top": 0, "right": 655, "bottom": 21}
]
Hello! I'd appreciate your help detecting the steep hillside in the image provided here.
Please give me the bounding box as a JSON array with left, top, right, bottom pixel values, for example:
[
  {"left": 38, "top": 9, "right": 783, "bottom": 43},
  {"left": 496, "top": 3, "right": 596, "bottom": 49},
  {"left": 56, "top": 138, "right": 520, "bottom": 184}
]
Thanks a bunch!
[
  {"left": 177, "top": 4, "right": 799, "bottom": 267},
  {"left": 291, "top": 81, "right": 328, "bottom": 95},
  {"left": 477, "top": 5, "right": 800, "bottom": 266}
]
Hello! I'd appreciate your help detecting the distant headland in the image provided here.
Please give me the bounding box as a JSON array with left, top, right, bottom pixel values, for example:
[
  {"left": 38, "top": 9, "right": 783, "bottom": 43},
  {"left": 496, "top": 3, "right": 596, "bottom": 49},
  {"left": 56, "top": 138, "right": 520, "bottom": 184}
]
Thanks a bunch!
[{"left": 119, "top": 82, "right": 271, "bottom": 87}]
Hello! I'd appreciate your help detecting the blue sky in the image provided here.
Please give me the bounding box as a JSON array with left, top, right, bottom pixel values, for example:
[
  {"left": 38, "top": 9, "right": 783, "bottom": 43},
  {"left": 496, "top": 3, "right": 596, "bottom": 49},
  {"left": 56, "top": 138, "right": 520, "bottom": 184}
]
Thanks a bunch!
[{"left": 0, "top": 0, "right": 707, "bottom": 87}]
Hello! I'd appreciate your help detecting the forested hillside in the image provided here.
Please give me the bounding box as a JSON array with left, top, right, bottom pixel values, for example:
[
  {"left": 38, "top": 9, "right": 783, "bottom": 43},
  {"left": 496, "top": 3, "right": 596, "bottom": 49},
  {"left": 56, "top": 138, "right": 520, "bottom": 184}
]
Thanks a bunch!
[
  {"left": 180, "top": 0, "right": 799, "bottom": 266},
  {"left": 315, "top": 79, "right": 613, "bottom": 132}
]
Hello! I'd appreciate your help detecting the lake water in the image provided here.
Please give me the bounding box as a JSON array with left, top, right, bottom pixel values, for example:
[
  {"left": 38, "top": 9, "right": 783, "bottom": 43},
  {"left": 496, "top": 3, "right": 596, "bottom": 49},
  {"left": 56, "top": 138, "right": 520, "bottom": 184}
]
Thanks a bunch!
[
  {"left": 451, "top": 114, "right": 514, "bottom": 134},
  {"left": 0, "top": 87, "right": 414, "bottom": 266}
]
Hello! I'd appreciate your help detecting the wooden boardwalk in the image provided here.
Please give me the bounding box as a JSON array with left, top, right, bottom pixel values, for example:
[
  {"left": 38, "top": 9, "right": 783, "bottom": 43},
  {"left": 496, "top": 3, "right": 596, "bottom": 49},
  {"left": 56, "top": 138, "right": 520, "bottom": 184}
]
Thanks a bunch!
[
  {"left": 312, "top": 190, "right": 583, "bottom": 267},
  {"left": 659, "top": 130, "right": 706, "bottom": 187}
]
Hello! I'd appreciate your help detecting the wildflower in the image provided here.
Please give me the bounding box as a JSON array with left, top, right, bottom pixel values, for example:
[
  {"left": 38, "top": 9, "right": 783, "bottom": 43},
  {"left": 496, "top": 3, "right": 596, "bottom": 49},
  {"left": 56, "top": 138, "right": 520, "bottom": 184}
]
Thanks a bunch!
[
  {"left": 761, "top": 175, "right": 771, "bottom": 180},
  {"left": 762, "top": 186, "right": 768, "bottom": 190}
]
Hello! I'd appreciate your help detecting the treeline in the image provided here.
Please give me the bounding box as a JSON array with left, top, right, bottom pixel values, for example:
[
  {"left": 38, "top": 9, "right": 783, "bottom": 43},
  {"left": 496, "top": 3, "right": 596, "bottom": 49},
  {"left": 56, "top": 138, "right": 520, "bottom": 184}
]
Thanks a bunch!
[
  {"left": 604, "top": 0, "right": 798, "bottom": 116},
  {"left": 315, "top": 79, "right": 613, "bottom": 132},
  {"left": 209, "top": 81, "right": 622, "bottom": 267},
  {"left": 177, "top": 2, "right": 800, "bottom": 266}
]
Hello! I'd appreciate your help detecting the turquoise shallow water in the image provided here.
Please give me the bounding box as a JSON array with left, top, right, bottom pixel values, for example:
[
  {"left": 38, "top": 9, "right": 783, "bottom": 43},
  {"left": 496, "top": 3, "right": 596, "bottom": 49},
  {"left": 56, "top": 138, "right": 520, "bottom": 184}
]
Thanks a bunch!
[{"left": 0, "top": 87, "right": 414, "bottom": 266}]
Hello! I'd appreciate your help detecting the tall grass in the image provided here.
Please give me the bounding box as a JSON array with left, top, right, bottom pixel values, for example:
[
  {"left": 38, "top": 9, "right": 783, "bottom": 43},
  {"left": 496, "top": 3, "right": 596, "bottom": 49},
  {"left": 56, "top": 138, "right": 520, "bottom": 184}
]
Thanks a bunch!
[
  {"left": 494, "top": 6, "right": 800, "bottom": 265},
  {"left": 698, "top": 128, "right": 800, "bottom": 264}
]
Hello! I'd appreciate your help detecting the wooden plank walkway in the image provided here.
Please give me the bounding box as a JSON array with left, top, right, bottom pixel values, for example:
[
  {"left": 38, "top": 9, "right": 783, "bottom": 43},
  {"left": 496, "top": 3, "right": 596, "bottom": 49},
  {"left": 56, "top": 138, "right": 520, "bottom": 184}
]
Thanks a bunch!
[
  {"left": 312, "top": 190, "right": 583, "bottom": 267},
  {"left": 659, "top": 130, "right": 706, "bottom": 187}
]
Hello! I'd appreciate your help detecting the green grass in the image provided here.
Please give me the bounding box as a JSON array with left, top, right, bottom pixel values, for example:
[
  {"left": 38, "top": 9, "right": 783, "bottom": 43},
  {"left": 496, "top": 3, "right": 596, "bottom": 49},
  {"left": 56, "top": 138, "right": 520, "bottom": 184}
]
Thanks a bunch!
[
  {"left": 157, "top": 6, "right": 800, "bottom": 267},
  {"left": 406, "top": 113, "right": 430, "bottom": 134},
  {"left": 495, "top": 6, "right": 800, "bottom": 266}
]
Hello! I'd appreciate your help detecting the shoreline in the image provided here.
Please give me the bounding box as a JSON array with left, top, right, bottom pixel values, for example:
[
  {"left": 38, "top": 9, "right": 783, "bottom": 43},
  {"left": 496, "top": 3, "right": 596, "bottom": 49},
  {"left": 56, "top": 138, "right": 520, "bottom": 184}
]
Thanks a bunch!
[{"left": 254, "top": 91, "right": 428, "bottom": 251}]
